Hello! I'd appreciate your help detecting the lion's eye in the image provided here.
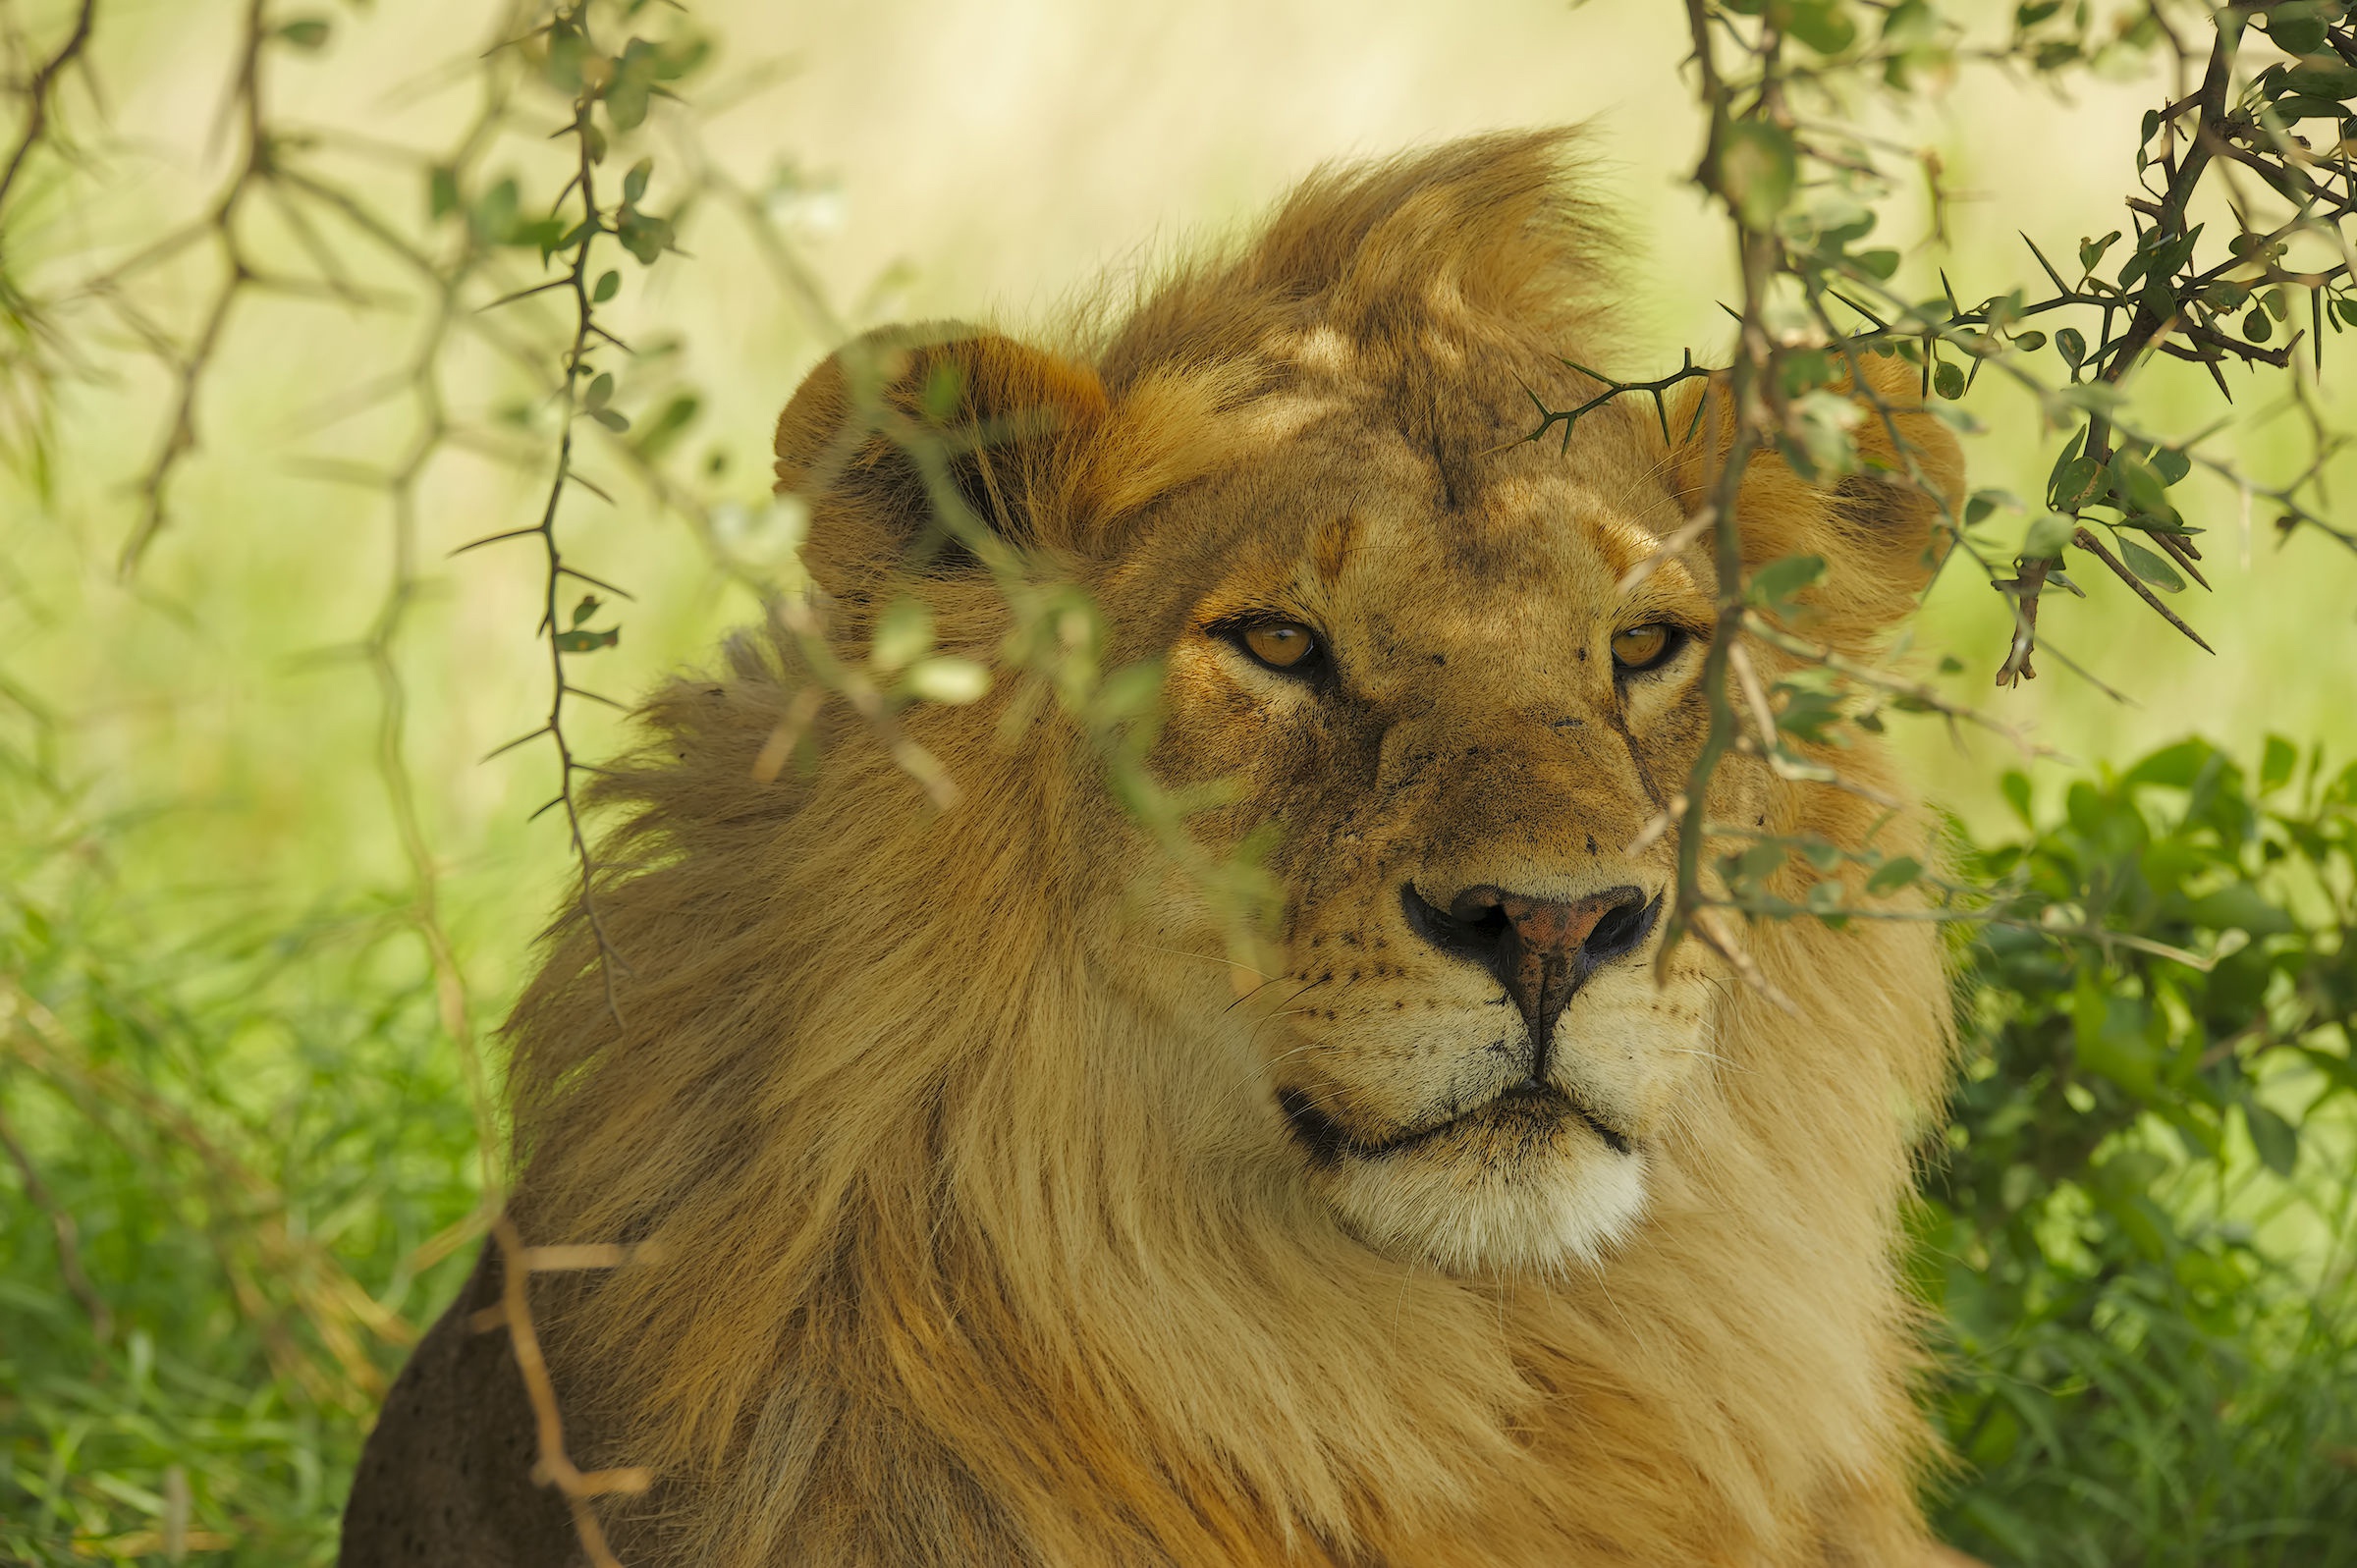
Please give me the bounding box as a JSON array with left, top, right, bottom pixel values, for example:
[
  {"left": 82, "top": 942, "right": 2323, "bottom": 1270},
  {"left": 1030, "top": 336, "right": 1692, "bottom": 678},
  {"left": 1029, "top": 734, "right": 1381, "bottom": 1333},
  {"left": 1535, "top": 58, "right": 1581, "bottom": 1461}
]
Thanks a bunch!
[
  {"left": 1611, "top": 623, "right": 1681, "bottom": 673},
  {"left": 1240, "top": 622, "right": 1321, "bottom": 672}
]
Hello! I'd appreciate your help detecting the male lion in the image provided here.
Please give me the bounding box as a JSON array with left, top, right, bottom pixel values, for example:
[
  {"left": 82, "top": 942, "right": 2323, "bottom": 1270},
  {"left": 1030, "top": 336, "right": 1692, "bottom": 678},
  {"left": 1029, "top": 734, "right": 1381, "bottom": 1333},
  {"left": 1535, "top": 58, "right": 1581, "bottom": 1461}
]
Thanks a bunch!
[{"left": 344, "top": 132, "right": 1966, "bottom": 1567}]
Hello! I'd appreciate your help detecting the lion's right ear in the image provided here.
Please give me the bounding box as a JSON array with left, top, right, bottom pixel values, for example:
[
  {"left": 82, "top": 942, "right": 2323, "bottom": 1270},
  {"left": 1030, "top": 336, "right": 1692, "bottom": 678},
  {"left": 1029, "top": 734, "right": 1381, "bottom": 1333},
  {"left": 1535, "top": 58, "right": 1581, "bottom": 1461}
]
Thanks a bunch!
[{"left": 774, "top": 323, "right": 1112, "bottom": 596}]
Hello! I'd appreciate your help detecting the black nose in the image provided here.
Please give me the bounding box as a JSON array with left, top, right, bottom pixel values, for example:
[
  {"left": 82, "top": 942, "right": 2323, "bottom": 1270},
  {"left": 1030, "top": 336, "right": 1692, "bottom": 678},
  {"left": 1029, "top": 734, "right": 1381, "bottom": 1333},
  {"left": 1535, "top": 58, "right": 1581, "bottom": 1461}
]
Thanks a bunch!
[{"left": 1400, "top": 882, "right": 1657, "bottom": 1063}]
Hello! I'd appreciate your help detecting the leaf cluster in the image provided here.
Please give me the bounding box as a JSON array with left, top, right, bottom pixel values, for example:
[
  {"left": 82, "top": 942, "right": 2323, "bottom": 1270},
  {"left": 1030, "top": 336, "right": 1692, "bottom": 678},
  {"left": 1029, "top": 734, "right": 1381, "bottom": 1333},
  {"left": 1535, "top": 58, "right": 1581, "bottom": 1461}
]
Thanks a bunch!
[{"left": 1925, "top": 735, "right": 2357, "bottom": 1562}]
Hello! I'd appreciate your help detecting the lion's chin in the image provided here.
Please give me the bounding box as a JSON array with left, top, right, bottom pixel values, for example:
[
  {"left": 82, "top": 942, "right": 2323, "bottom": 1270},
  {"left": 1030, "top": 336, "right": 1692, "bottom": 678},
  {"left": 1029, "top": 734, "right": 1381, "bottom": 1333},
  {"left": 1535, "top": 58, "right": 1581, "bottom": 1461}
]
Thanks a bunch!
[{"left": 1302, "top": 1096, "right": 1650, "bottom": 1277}]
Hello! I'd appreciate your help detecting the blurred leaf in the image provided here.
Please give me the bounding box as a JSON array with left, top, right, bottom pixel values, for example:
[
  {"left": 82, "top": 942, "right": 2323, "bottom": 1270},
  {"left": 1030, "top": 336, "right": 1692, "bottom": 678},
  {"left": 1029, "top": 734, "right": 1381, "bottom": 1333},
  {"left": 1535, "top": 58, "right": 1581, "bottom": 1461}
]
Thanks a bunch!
[
  {"left": 1747, "top": 553, "right": 1827, "bottom": 614},
  {"left": 2023, "top": 512, "right": 2074, "bottom": 559},
  {"left": 871, "top": 597, "right": 934, "bottom": 675},
  {"left": 903, "top": 657, "right": 990, "bottom": 705},
  {"left": 2244, "top": 1100, "right": 2299, "bottom": 1177},
  {"left": 1718, "top": 122, "right": 1797, "bottom": 231},
  {"left": 1867, "top": 855, "right": 1923, "bottom": 894},
  {"left": 1781, "top": 0, "right": 1857, "bottom": 55},
  {"left": 277, "top": 17, "right": 332, "bottom": 50}
]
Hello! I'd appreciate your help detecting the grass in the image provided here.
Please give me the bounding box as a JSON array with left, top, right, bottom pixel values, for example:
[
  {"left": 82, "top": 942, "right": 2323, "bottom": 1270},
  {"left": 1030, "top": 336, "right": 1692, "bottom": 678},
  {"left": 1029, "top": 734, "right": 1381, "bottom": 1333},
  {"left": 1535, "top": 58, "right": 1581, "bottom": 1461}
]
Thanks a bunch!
[{"left": 1, "top": 813, "right": 485, "bottom": 1565}]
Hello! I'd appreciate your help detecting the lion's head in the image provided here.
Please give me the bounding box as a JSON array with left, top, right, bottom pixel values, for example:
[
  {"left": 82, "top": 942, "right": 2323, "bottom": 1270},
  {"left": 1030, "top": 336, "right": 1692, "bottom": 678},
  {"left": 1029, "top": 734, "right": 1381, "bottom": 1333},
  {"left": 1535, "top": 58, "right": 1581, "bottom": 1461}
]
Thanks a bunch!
[{"left": 505, "top": 131, "right": 1963, "bottom": 1564}]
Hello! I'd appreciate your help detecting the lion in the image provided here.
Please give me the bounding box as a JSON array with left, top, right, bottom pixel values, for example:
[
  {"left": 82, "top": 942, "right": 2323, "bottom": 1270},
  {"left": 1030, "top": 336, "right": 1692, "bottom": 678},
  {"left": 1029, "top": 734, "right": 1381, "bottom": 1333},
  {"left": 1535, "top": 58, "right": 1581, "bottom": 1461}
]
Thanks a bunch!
[{"left": 343, "top": 131, "right": 1967, "bottom": 1567}]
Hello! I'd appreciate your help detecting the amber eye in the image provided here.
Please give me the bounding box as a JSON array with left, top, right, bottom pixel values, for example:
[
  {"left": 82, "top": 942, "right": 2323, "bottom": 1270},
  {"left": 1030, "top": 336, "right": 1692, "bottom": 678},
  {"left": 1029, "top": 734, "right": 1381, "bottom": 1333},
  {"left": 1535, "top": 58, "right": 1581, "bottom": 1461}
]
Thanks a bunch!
[
  {"left": 1611, "top": 623, "right": 1680, "bottom": 673},
  {"left": 1240, "top": 621, "right": 1321, "bottom": 672}
]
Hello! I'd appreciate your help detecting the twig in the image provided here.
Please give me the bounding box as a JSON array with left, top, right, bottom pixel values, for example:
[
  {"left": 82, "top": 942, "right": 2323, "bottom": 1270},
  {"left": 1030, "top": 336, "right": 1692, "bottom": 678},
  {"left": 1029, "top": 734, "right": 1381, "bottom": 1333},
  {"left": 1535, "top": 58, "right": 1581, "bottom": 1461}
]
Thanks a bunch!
[{"left": 0, "top": 0, "right": 97, "bottom": 218}]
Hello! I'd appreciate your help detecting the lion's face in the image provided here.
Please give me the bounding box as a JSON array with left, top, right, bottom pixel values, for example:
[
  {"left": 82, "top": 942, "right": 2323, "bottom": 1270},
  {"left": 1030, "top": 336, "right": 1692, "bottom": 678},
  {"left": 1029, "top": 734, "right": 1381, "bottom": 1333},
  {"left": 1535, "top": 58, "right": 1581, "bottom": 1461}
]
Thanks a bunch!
[
  {"left": 1115, "top": 368, "right": 1745, "bottom": 1277},
  {"left": 775, "top": 149, "right": 1948, "bottom": 1283}
]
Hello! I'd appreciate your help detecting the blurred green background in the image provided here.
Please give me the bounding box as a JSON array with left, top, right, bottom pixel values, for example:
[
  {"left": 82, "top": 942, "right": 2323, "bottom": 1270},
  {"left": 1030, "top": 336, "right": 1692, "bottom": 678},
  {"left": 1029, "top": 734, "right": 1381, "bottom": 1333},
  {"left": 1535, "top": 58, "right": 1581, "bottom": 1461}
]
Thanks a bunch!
[{"left": 2, "top": 1, "right": 2352, "bottom": 1562}]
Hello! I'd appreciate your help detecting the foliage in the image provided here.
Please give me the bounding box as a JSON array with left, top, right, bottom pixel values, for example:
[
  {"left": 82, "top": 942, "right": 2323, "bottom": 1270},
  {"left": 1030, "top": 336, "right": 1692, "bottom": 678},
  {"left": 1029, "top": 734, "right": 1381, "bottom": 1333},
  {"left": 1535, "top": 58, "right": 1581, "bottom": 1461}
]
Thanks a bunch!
[
  {"left": 1925, "top": 735, "right": 2357, "bottom": 1565},
  {"left": 1582, "top": 0, "right": 2357, "bottom": 952}
]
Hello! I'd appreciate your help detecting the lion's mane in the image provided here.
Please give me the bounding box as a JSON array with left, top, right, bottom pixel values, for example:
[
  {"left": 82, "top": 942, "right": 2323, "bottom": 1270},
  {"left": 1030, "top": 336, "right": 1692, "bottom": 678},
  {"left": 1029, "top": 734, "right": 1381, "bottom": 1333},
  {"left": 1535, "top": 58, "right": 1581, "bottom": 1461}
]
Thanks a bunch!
[{"left": 499, "top": 132, "right": 1958, "bottom": 1566}]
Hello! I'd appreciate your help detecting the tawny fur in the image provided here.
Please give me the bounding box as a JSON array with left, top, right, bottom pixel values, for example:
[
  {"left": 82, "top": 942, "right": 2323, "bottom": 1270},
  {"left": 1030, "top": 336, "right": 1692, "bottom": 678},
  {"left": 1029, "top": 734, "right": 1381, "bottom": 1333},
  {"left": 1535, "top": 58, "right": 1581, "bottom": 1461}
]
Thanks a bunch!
[{"left": 346, "top": 131, "right": 1966, "bottom": 1567}]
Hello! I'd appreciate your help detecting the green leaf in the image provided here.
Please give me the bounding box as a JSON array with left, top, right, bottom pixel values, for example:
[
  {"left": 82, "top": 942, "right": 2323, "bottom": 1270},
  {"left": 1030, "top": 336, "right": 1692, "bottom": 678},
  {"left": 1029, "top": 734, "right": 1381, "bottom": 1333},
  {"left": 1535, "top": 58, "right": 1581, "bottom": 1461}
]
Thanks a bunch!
[
  {"left": 592, "top": 270, "right": 621, "bottom": 304},
  {"left": 1774, "top": 683, "right": 1847, "bottom": 744},
  {"left": 277, "top": 17, "right": 332, "bottom": 50},
  {"left": 2109, "top": 450, "right": 2170, "bottom": 514},
  {"left": 1866, "top": 855, "right": 1923, "bottom": 894},
  {"left": 1852, "top": 247, "right": 1900, "bottom": 280},
  {"left": 583, "top": 372, "right": 614, "bottom": 412},
  {"left": 1718, "top": 122, "right": 1798, "bottom": 232},
  {"left": 2186, "top": 884, "right": 2295, "bottom": 938},
  {"left": 1746, "top": 553, "right": 1828, "bottom": 613},
  {"left": 617, "top": 208, "right": 676, "bottom": 266},
  {"left": 2050, "top": 450, "right": 2100, "bottom": 511},
  {"left": 2261, "top": 3, "right": 2330, "bottom": 56},
  {"left": 570, "top": 594, "right": 601, "bottom": 627},
  {"left": 590, "top": 407, "right": 630, "bottom": 433},
  {"left": 1087, "top": 659, "right": 1165, "bottom": 725},
  {"left": 2261, "top": 734, "right": 2297, "bottom": 793},
  {"left": 546, "top": 23, "right": 589, "bottom": 91},
  {"left": 427, "top": 166, "right": 459, "bottom": 221},
  {"left": 2116, "top": 535, "right": 2185, "bottom": 592},
  {"left": 1784, "top": 0, "right": 1858, "bottom": 56},
  {"left": 551, "top": 626, "right": 619, "bottom": 654},
  {"left": 871, "top": 596, "right": 935, "bottom": 675},
  {"left": 1933, "top": 359, "right": 1966, "bottom": 400},
  {"left": 2244, "top": 1101, "right": 2299, "bottom": 1177},
  {"left": 624, "top": 159, "right": 653, "bottom": 206},
  {"left": 604, "top": 39, "right": 662, "bottom": 133},
  {"left": 2244, "top": 308, "right": 2274, "bottom": 343},
  {"left": 2073, "top": 984, "right": 2160, "bottom": 1101},
  {"left": 903, "top": 657, "right": 991, "bottom": 705},
  {"left": 471, "top": 179, "right": 520, "bottom": 244},
  {"left": 1730, "top": 840, "right": 1787, "bottom": 889},
  {"left": 2022, "top": 512, "right": 2075, "bottom": 560},
  {"left": 2149, "top": 446, "right": 2190, "bottom": 487},
  {"left": 2283, "top": 59, "right": 2357, "bottom": 102},
  {"left": 2271, "top": 93, "right": 2354, "bottom": 119},
  {"left": 2055, "top": 326, "right": 2087, "bottom": 370},
  {"left": 634, "top": 394, "right": 701, "bottom": 460},
  {"left": 2000, "top": 769, "right": 2032, "bottom": 825},
  {"left": 2123, "top": 736, "right": 2210, "bottom": 787}
]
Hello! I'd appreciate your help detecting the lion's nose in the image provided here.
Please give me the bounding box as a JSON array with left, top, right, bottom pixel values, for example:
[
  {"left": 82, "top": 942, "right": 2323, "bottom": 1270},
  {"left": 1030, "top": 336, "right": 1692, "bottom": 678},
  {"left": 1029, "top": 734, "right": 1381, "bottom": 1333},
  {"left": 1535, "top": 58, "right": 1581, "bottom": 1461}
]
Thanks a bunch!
[{"left": 1401, "top": 882, "right": 1657, "bottom": 1057}]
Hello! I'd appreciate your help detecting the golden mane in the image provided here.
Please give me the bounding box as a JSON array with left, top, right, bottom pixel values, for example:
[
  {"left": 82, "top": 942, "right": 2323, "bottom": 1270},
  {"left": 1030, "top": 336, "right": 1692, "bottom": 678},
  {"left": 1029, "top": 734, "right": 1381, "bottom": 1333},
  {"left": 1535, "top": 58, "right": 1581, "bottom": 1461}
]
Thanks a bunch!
[{"left": 482, "top": 130, "right": 1960, "bottom": 1566}]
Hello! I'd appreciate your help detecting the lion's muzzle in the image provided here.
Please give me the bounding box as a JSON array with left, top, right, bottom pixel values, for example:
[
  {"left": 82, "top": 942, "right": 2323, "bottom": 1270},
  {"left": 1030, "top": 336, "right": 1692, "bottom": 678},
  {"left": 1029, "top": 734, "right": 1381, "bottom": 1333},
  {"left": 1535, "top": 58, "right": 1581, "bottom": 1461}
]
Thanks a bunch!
[{"left": 1398, "top": 881, "right": 1658, "bottom": 1065}]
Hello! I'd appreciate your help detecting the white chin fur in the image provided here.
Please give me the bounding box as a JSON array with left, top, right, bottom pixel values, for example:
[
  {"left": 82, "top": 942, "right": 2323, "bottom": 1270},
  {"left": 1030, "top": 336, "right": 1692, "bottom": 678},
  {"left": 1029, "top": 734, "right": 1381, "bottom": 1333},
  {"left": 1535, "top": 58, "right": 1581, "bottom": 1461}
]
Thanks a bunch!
[{"left": 1322, "top": 1143, "right": 1651, "bottom": 1276}]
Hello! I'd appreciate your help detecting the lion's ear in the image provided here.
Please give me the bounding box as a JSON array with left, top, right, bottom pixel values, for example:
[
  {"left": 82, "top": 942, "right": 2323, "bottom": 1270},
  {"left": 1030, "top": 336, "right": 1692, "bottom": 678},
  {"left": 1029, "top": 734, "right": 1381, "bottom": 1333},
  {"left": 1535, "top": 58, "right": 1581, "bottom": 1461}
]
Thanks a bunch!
[
  {"left": 1665, "top": 351, "right": 1963, "bottom": 642},
  {"left": 775, "top": 323, "right": 1111, "bottom": 594}
]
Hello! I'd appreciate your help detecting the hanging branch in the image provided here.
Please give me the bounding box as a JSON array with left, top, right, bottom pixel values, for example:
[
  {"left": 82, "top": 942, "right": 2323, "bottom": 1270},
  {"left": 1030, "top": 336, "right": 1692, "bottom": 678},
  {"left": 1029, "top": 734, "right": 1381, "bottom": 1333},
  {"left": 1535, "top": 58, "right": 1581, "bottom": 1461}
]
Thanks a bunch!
[{"left": 1540, "top": 0, "right": 2354, "bottom": 962}]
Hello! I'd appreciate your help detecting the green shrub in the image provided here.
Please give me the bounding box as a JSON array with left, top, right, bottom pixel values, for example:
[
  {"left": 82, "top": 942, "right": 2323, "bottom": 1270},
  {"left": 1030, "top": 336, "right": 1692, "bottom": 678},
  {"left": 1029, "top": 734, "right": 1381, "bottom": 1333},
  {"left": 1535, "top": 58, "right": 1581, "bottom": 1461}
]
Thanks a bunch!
[{"left": 1925, "top": 737, "right": 2357, "bottom": 1565}]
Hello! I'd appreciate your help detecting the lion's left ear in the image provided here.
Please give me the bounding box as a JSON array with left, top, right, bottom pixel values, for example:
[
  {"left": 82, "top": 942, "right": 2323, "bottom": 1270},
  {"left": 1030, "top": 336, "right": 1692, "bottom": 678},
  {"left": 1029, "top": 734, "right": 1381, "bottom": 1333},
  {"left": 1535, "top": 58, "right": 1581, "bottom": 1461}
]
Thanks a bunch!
[
  {"left": 774, "top": 323, "right": 1115, "bottom": 598},
  {"left": 1665, "top": 351, "right": 1963, "bottom": 640}
]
